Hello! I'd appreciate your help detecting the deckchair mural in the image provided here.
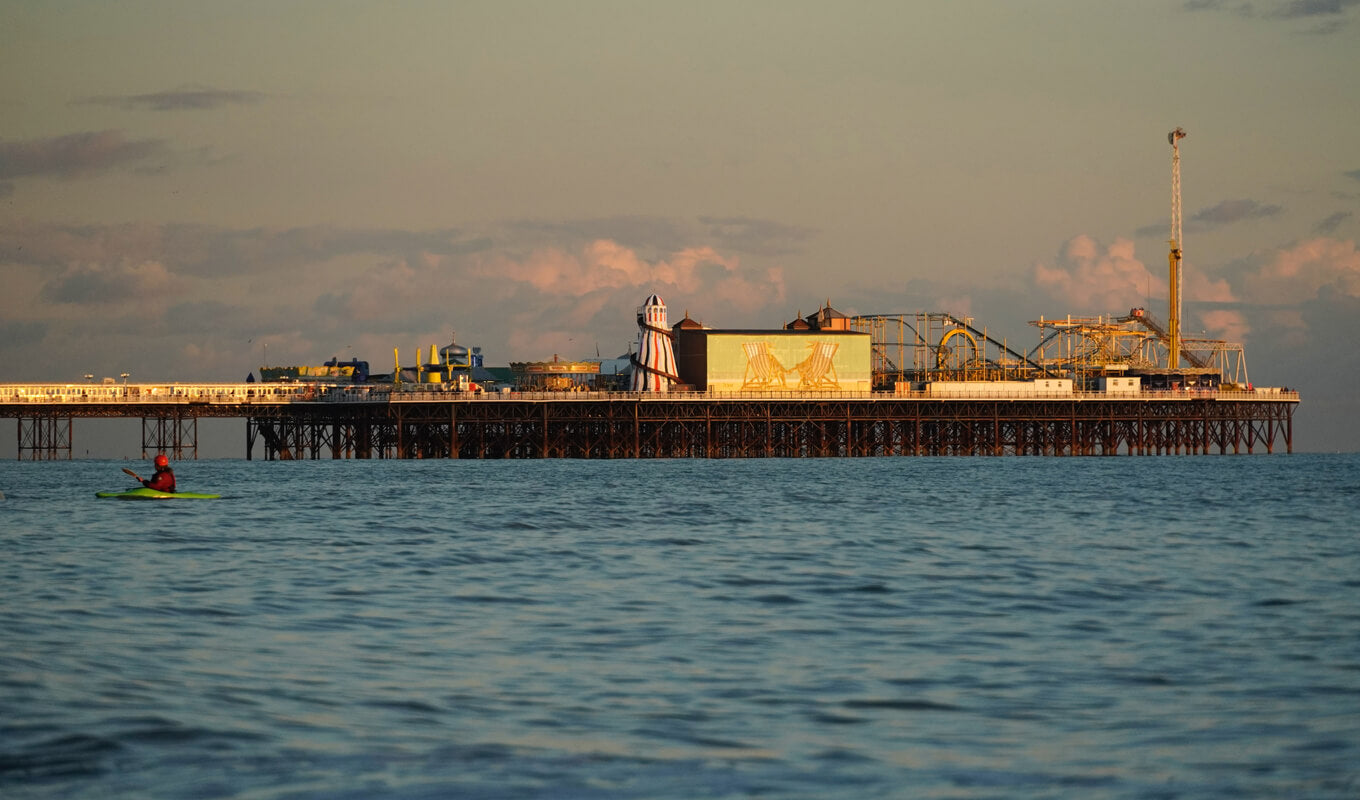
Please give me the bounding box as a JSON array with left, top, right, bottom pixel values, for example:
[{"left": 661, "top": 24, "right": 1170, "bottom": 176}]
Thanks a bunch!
[
  {"left": 794, "top": 340, "right": 840, "bottom": 389},
  {"left": 741, "top": 341, "right": 789, "bottom": 389}
]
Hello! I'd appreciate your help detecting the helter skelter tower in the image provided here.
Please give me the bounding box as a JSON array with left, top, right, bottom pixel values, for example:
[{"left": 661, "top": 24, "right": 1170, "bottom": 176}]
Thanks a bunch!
[
  {"left": 1167, "top": 127, "right": 1187, "bottom": 369},
  {"left": 629, "top": 293, "right": 680, "bottom": 391}
]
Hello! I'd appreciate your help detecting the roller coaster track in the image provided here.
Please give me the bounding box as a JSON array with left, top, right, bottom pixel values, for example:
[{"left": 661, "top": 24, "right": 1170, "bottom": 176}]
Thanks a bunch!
[
  {"left": 852, "top": 313, "right": 1055, "bottom": 381},
  {"left": 937, "top": 313, "right": 1053, "bottom": 375}
]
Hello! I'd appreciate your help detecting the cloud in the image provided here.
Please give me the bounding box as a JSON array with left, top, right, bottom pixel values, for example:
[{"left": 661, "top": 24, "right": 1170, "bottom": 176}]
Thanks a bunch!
[
  {"left": 1188, "top": 269, "right": 1238, "bottom": 304},
  {"left": 1197, "top": 308, "right": 1252, "bottom": 342},
  {"left": 1183, "top": 0, "right": 1360, "bottom": 27},
  {"left": 1135, "top": 197, "right": 1284, "bottom": 237},
  {"left": 1033, "top": 235, "right": 1160, "bottom": 313},
  {"left": 1315, "top": 211, "right": 1352, "bottom": 234},
  {"left": 1026, "top": 235, "right": 1358, "bottom": 350},
  {"left": 164, "top": 300, "right": 255, "bottom": 339},
  {"left": 0, "top": 319, "right": 48, "bottom": 347},
  {"left": 698, "top": 216, "right": 817, "bottom": 256},
  {"left": 77, "top": 86, "right": 265, "bottom": 112},
  {"left": 40, "top": 259, "right": 179, "bottom": 304},
  {"left": 1268, "top": 0, "right": 1360, "bottom": 20},
  {"left": 1035, "top": 236, "right": 1360, "bottom": 346},
  {"left": 312, "top": 238, "right": 788, "bottom": 359},
  {"left": 1188, "top": 198, "right": 1284, "bottom": 230},
  {"left": 476, "top": 241, "right": 654, "bottom": 296},
  {"left": 469, "top": 240, "right": 783, "bottom": 308},
  {"left": 500, "top": 215, "right": 816, "bottom": 259},
  {"left": 0, "top": 220, "right": 475, "bottom": 277},
  {"left": 0, "top": 130, "right": 169, "bottom": 180},
  {"left": 504, "top": 216, "right": 693, "bottom": 254},
  {"left": 1228, "top": 237, "right": 1360, "bottom": 305},
  {"left": 1345, "top": 169, "right": 1360, "bottom": 182},
  {"left": 1029, "top": 235, "right": 1242, "bottom": 347},
  {"left": 1, "top": 219, "right": 785, "bottom": 311},
  {"left": 1183, "top": 0, "right": 1234, "bottom": 10},
  {"left": 0, "top": 216, "right": 800, "bottom": 379}
]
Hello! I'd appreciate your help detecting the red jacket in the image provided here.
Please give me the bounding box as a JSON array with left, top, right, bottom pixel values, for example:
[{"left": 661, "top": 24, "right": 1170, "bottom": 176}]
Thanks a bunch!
[{"left": 143, "top": 468, "right": 176, "bottom": 492}]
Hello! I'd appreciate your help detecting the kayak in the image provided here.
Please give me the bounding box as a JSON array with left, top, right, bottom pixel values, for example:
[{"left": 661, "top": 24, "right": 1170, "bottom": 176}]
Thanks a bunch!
[{"left": 96, "top": 487, "right": 221, "bottom": 500}]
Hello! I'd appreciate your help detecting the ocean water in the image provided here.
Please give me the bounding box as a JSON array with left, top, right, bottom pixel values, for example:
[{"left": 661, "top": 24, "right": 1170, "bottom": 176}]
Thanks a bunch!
[{"left": 1, "top": 454, "right": 1357, "bottom": 799}]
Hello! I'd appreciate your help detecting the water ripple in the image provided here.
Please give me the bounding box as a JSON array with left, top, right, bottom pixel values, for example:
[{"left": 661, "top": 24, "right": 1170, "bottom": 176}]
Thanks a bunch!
[{"left": 1, "top": 455, "right": 1357, "bottom": 798}]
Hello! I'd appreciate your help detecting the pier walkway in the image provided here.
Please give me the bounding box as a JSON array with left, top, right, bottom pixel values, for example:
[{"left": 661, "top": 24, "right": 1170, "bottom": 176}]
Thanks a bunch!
[{"left": 2, "top": 382, "right": 1300, "bottom": 459}]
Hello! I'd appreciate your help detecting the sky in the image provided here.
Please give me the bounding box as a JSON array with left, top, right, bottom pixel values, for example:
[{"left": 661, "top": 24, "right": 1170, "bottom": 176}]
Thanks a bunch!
[{"left": 2, "top": 0, "right": 1358, "bottom": 455}]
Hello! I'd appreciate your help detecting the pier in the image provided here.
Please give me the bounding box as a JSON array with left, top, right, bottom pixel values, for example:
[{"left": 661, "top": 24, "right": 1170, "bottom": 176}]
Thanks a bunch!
[{"left": 2, "top": 383, "right": 1298, "bottom": 459}]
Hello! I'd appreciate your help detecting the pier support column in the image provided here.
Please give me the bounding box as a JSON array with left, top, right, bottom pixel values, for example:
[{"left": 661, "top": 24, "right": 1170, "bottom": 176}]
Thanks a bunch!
[
  {"left": 141, "top": 413, "right": 198, "bottom": 460},
  {"left": 17, "top": 415, "right": 72, "bottom": 460}
]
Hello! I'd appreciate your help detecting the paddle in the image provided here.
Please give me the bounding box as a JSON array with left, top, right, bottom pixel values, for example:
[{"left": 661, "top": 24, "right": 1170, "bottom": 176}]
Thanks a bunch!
[{"left": 122, "top": 467, "right": 144, "bottom": 484}]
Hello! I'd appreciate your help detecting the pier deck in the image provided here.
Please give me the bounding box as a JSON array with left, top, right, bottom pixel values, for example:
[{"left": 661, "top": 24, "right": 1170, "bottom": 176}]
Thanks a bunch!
[{"left": 2, "top": 383, "right": 1298, "bottom": 459}]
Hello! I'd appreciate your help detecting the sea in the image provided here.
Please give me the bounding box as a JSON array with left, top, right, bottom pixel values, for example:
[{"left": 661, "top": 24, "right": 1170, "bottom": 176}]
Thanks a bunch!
[{"left": 1, "top": 454, "right": 1357, "bottom": 800}]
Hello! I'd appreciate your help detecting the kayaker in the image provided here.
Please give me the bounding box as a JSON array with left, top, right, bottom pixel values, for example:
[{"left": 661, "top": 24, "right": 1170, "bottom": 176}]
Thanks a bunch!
[{"left": 142, "top": 454, "right": 177, "bottom": 493}]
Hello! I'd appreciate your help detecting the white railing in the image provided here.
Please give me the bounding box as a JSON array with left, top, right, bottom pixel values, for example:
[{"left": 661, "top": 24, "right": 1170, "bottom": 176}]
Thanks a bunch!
[
  {"left": 0, "top": 383, "right": 348, "bottom": 405},
  {"left": 0, "top": 382, "right": 1302, "bottom": 406}
]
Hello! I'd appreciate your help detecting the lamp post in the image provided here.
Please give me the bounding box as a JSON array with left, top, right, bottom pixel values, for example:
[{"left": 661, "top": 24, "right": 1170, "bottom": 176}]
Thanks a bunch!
[
  {"left": 120, "top": 372, "right": 130, "bottom": 385},
  {"left": 84, "top": 373, "right": 94, "bottom": 383}
]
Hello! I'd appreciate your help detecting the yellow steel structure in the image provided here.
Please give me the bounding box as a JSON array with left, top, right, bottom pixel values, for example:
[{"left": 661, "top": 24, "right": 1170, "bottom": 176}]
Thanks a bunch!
[
  {"left": 1029, "top": 314, "right": 1157, "bottom": 384},
  {"left": 936, "top": 327, "right": 981, "bottom": 373},
  {"left": 1028, "top": 308, "right": 1251, "bottom": 388},
  {"left": 1168, "top": 127, "right": 1187, "bottom": 370},
  {"left": 850, "top": 312, "right": 1042, "bottom": 386}
]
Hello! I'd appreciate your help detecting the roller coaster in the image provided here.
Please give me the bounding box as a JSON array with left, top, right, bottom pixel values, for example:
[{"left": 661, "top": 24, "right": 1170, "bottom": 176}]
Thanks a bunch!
[
  {"left": 850, "top": 312, "right": 1047, "bottom": 388},
  {"left": 850, "top": 308, "right": 1250, "bottom": 390}
]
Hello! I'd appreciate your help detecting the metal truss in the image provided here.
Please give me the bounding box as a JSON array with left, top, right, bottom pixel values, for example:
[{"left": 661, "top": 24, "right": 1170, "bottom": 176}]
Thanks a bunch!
[
  {"left": 141, "top": 413, "right": 198, "bottom": 460},
  {"left": 242, "top": 397, "right": 1295, "bottom": 460},
  {"left": 16, "top": 414, "right": 72, "bottom": 460},
  {"left": 2, "top": 391, "right": 1296, "bottom": 459}
]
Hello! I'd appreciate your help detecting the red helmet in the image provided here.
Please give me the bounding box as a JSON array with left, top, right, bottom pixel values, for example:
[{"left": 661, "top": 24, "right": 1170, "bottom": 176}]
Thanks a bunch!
[{"left": 154, "top": 454, "right": 169, "bottom": 468}]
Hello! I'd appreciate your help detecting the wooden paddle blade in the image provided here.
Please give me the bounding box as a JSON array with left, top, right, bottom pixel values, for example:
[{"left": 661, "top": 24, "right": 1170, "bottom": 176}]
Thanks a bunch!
[{"left": 122, "top": 467, "right": 143, "bottom": 482}]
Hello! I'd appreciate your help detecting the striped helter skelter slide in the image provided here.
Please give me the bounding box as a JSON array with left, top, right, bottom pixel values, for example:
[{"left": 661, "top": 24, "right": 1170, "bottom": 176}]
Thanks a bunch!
[{"left": 629, "top": 294, "right": 679, "bottom": 391}]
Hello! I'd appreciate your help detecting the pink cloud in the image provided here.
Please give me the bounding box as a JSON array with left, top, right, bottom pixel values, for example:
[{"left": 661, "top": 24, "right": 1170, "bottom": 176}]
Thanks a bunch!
[
  {"left": 1196, "top": 309, "right": 1250, "bottom": 343},
  {"left": 1186, "top": 270, "right": 1236, "bottom": 303},
  {"left": 1236, "top": 238, "right": 1360, "bottom": 304},
  {"left": 471, "top": 240, "right": 773, "bottom": 301},
  {"left": 1033, "top": 235, "right": 1159, "bottom": 313},
  {"left": 297, "top": 238, "right": 790, "bottom": 361},
  {"left": 1034, "top": 234, "right": 1242, "bottom": 316}
]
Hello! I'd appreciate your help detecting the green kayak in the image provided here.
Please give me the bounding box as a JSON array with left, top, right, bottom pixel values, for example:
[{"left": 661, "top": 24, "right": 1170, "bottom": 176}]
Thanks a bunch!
[{"left": 96, "top": 487, "right": 221, "bottom": 500}]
